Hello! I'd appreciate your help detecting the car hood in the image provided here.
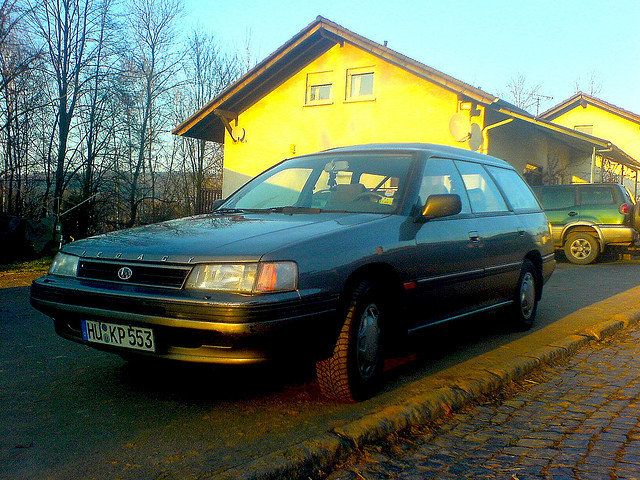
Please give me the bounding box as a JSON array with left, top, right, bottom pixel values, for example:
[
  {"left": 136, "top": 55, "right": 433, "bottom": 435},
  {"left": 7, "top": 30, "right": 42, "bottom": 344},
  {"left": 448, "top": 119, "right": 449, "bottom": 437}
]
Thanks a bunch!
[{"left": 62, "top": 212, "right": 387, "bottom": 263}]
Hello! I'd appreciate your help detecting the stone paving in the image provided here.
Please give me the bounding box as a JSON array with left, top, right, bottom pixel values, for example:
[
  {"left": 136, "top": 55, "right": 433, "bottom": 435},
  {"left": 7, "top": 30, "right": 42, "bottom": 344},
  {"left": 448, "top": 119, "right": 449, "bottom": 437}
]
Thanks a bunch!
[{"left": 323, "top": 323, "right": 640, "bottom": 480}]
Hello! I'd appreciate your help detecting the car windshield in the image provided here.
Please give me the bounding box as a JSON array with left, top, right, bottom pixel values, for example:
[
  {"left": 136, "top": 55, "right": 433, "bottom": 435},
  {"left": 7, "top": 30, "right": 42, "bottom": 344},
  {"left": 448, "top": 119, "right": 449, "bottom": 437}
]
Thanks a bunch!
[{"left": 221, "top": 152, "right": 413, "bottom": 214}]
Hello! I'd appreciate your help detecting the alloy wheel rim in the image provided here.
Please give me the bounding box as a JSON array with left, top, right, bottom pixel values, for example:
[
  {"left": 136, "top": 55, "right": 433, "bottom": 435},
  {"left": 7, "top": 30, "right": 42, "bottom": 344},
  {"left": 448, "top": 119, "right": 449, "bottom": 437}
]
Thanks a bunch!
[
  {"left": 520, "top": 272, "right": 535, "bottom": 319},
  {"left": 357, "top": 304, "right": 380, "bottom": 380},
  {"left": 570, "top": 239, "right": 591, "bottom": 259}
]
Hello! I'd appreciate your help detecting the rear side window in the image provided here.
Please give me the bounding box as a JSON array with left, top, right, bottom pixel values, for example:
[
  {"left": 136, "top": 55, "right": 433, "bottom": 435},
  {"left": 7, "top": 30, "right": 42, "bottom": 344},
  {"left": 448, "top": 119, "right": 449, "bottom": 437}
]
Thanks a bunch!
[
  {"left": 419, "top": 158, "right": 471, "bottom": 214},
  {"left": 487, "top": 166, "right": 541, "bottom": 211},
  {"left": 579, "top": 186, "right": 615, "bottom": 205},
  {"left": 534, "top": 187, "right": 575, "bottom": 209},
  {"left": 455, "top": 161, "right": 508, "bottom": 213}
]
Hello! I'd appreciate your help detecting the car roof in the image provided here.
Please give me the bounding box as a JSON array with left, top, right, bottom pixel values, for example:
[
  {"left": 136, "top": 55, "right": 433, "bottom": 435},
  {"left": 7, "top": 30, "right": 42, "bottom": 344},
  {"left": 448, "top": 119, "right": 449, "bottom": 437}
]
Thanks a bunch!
[
  {"left": 533, "top": 183, "right": 625, "bottom": 188},
  {"left": 318, "top": 143, "right": 512, "bottom": 168}
]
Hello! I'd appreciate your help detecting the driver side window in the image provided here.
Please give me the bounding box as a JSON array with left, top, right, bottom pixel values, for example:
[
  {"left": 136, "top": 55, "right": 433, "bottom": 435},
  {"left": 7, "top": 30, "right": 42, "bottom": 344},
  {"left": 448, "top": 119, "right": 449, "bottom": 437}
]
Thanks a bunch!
[{"left": 420, "top": 158, "right": 470, "bottom": 214}]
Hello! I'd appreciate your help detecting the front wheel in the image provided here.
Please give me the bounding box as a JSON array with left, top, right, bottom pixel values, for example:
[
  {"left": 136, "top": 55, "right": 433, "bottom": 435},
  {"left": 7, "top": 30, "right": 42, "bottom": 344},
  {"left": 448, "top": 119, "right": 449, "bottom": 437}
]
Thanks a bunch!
[
  {"left": 564, "top": 232, "right": 600, "bottom": 264},
  {"left": 316, "top": 280, "right": 385, "bottom": 402}
]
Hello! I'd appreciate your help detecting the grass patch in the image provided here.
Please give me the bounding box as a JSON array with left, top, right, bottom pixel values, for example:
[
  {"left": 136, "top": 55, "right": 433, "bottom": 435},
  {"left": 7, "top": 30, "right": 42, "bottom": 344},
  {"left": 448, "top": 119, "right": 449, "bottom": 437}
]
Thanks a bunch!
[{"left": 0, "top": 257, "right": 53, "bottom": 273}]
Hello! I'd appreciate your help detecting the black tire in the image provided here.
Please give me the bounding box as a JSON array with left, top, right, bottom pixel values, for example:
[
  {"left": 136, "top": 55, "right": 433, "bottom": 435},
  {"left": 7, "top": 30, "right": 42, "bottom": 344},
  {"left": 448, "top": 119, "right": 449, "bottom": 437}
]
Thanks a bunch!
[
  {"left": 316, "top": 280, "right": 385, "bottom": 403},
  {"left": 564, "top": 232, "right": 600, "bottom": 265},
  {"left": 510, "top": 259, "right": 538, "bottom": 331}
]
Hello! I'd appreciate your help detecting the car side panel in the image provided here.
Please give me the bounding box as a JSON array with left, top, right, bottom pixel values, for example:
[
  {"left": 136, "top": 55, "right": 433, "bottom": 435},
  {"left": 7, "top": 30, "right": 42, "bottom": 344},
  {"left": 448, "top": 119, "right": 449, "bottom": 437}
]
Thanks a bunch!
[
  {"left": 410, "top": 215, "right": 483, "bottom": 327},
  {"left": 472, "top": 212, "right": 528, "bottom": 304}
]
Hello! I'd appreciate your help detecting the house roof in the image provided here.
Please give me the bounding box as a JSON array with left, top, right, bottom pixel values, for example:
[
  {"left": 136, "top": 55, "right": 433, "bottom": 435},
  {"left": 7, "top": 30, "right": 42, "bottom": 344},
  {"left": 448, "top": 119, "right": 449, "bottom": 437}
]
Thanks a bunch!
[
  {"left": 172, "top": 16, "right": 501, "bottom": 142},
  {"left": 492, "top": 105, "right": 640, "bottom": 170},
  {"left": 540, "top": 92, "right": 640, "bottom": 125},
  {"left": 172, "top": 17, "right": 640, "bottom": 171}
]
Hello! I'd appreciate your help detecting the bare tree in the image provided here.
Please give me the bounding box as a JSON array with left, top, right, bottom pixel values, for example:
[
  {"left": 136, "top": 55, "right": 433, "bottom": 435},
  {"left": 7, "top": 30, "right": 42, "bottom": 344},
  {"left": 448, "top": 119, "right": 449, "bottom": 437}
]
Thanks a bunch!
[
  {"left": 0, "top": 0, "right": 42, "bottom": 216},
  {"left": 0, "top": 0, "right": 34, "bottom": 93},
  {"left": 0, "top": 0, "right": 245, "bottom": 245},
  {"left": 501, "top": 73, "right": 552, "bottom": 114},
  {"left": 73, "top": 0, "right": 119, "bottom": 238},
  {"left": 173, "top": 28, "right": 239, "bottom": 214},
  {"left": 123, "top": 0, "right": 183, "bottom": 227},
  {"left": 574, "top": 71, "right": 602, "bottom": 97},
  {"left": 27, "top": 0, "right": 106, "bottom": 218}
]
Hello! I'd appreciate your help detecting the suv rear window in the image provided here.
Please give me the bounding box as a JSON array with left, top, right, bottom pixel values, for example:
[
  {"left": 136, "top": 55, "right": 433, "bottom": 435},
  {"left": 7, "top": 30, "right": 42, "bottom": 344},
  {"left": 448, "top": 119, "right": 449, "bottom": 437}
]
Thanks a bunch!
[{"left": 579, "top": 186, "right": 615, "bottom": 205}]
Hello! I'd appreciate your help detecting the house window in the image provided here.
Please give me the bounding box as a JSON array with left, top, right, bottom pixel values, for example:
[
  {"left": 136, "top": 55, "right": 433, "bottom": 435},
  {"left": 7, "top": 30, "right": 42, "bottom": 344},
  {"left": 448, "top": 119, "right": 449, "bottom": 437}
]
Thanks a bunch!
[
  {"left": 310, "top": 84, "right": 331, "bottom": 101},
  {"left": 346, "top": 68, "right": 375, "bottom": 101},
  {"left": 574, "top": 124, "right": 593, "bottom": 135},
  {"left": 306, "top": 71, "right": 333, "bottom": 105}
]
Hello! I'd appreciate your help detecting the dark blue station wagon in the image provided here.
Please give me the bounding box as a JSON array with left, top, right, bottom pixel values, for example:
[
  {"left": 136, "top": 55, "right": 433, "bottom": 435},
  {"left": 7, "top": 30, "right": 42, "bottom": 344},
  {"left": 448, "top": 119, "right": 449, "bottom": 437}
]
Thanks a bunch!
[{"left": 31, "top": 144, "right": 555, "bottom": 402}]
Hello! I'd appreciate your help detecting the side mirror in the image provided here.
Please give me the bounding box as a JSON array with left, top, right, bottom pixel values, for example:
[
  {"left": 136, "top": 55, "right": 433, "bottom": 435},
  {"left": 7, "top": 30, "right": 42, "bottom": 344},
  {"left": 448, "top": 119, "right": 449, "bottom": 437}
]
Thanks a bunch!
[{"left": 419, "top": 194, "right": 462, "bottom": 222}]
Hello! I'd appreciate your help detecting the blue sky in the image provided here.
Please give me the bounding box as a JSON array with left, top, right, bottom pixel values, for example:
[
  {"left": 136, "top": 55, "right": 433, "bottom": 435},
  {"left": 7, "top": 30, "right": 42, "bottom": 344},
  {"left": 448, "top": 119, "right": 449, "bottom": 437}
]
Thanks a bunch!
[{"left": 185, "top": 0, "right": 640, "bottom": 115}]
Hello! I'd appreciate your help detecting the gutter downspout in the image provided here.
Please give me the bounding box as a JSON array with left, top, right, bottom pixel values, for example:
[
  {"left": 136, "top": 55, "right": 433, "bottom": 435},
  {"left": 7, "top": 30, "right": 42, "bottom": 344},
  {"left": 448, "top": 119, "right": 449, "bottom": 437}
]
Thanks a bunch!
[{"left": 482, "top": 119, "right": 513, "bottom": 155}]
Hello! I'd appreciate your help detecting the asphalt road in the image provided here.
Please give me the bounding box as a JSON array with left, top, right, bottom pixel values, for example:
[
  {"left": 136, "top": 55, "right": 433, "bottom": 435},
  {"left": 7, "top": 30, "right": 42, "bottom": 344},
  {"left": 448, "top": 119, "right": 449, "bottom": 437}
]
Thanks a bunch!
[{"left": 2, "top": 258, "right": 640, "bottom": 480}]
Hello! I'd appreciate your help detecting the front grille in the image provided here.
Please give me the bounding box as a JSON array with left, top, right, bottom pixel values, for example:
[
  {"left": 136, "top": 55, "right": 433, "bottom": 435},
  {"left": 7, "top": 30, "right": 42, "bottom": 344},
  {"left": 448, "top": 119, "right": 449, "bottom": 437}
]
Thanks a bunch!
[{"left": 78, "top": 260, "right": 192, "bottom": 289}]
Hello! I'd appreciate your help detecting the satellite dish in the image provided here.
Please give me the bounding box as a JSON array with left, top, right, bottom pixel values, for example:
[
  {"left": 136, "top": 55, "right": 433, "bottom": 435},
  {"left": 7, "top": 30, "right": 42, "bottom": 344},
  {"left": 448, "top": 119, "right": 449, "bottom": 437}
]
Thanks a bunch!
[
  {"left": 449, "top": 113, "right": 471, "bottom": 142},
  {"left": 469, "top": 123, "right": 483, "bottom": 151}
]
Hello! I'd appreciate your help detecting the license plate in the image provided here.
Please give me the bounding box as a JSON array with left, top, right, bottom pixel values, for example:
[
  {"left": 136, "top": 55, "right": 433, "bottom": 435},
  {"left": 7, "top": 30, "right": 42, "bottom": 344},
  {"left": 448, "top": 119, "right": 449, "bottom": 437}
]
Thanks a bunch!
[{"left": 81, "top": 320, "right": 155, "bottom": 352}]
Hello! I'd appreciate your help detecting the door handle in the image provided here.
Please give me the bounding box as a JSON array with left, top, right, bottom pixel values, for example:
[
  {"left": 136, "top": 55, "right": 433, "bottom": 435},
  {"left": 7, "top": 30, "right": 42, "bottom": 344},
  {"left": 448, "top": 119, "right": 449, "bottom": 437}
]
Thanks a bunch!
[
  {"left": 568, "top": 211, "right": 578, "bottom": 216},
  {"left": 469, "top": 231, "right": 480, "bottom": 242}
]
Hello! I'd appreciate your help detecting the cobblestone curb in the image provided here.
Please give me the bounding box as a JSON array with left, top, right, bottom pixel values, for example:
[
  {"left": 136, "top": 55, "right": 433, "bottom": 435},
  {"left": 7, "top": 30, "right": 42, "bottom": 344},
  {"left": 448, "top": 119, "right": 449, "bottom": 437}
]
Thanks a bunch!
[{"left": 211, "top": 306, "right": 640, "bottom": 480}]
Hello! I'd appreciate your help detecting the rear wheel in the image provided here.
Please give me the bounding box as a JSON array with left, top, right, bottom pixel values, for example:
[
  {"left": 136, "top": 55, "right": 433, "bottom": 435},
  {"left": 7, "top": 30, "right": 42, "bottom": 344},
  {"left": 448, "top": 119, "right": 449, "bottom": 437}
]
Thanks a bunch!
[
  {"left": 564, "top": 232, "right": 600, "bottom": 265},
  {"left": 316, "top": 280, "right": 385, "bottom": 403},
  {"left": 509, "top": 259, "right": 538, "bottom": 331}
]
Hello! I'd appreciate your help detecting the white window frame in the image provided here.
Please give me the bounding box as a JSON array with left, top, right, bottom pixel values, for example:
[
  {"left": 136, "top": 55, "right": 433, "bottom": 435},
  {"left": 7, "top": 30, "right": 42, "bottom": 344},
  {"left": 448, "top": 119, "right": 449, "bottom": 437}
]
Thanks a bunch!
[
  {"left": 305, "top": 71, "right": 333, "bottom": 106},
  {"left": 345, "top": 67, "right": 375, "bottom": 102}
]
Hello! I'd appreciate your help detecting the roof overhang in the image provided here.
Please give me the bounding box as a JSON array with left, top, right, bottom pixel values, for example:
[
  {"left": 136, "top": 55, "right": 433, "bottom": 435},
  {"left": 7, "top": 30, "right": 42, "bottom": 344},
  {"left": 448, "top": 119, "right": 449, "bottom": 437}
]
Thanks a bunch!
[{"left": 493, "top": 105, "right": 640, "bottom": 171}]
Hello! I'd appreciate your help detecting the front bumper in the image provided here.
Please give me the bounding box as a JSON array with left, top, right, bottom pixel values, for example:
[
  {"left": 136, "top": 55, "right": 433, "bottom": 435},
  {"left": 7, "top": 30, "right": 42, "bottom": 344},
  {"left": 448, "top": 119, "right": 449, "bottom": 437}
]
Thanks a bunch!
[{"left": 30, "top": 276, "right": 340, "bottom": 364}]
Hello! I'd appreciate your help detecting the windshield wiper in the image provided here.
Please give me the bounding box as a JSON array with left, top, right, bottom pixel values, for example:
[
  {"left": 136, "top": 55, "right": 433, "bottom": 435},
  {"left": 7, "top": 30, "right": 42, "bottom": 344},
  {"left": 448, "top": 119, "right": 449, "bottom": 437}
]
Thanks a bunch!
[
  {"left": 246, "top": 206, "right": 323, "bottom": 215},
  {"left": 213, "top": 207, "right": 246, "bottom": 214}
]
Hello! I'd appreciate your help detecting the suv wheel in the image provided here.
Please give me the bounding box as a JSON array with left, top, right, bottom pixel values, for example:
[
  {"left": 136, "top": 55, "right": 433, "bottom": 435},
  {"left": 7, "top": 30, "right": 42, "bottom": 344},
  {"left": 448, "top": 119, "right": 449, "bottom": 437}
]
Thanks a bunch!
[
  {"left": 316, "top": 280, "right": 384, "bottom": 402},
  {"left": 564, "top": 232, "right": 600, "bottom": 265}
]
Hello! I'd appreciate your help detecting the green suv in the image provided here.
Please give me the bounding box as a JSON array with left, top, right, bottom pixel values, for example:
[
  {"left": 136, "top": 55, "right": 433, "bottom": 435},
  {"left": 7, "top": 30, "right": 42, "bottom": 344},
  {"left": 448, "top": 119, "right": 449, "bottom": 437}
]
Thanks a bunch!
[{"left": 533, "top": 183, "right": 640, "bottom": 264}]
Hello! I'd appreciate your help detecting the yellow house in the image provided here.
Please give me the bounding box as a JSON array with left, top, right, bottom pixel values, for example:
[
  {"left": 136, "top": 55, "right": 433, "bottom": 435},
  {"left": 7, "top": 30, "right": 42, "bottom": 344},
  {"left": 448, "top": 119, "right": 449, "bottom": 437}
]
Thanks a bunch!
[
  {"left": 540, "top": 93, "right": 640, "bottom": 185},
  {"left": 173, "top": 17, "right": 640, "bottom": 197}
]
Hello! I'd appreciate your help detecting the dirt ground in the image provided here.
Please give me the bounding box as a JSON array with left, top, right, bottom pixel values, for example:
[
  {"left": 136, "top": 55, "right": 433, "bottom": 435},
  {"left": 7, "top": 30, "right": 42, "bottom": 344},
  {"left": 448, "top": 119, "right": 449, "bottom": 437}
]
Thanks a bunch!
[{"left": 0, "top": 270, "right": 47, "bottom": 288}]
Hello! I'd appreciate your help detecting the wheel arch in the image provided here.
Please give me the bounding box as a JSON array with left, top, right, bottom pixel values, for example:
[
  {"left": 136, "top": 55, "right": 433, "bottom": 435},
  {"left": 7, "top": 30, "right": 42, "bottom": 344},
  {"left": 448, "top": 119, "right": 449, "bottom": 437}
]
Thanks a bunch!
[
  {"left": 561, "top": 223, "right": 605, "bottom": 250},
  {"left": 317, "top": 262, "right": 406, "bottom": 362},
  {"left": 341, "top": 262, "right": 404, "bottom": 308},
  {"left": 340, "top": 263, "right": 406, "bottom": 332}
]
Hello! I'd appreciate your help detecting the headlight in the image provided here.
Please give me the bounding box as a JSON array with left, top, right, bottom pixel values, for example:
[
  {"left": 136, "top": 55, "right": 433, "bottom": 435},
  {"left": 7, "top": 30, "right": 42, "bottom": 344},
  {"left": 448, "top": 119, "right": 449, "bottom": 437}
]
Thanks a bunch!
[
  {"left": 48, "top": 252, "right": 79, "bottom": 277},
  {"left": 185, "top": 262, "right": 298, "bottom": 293}
]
